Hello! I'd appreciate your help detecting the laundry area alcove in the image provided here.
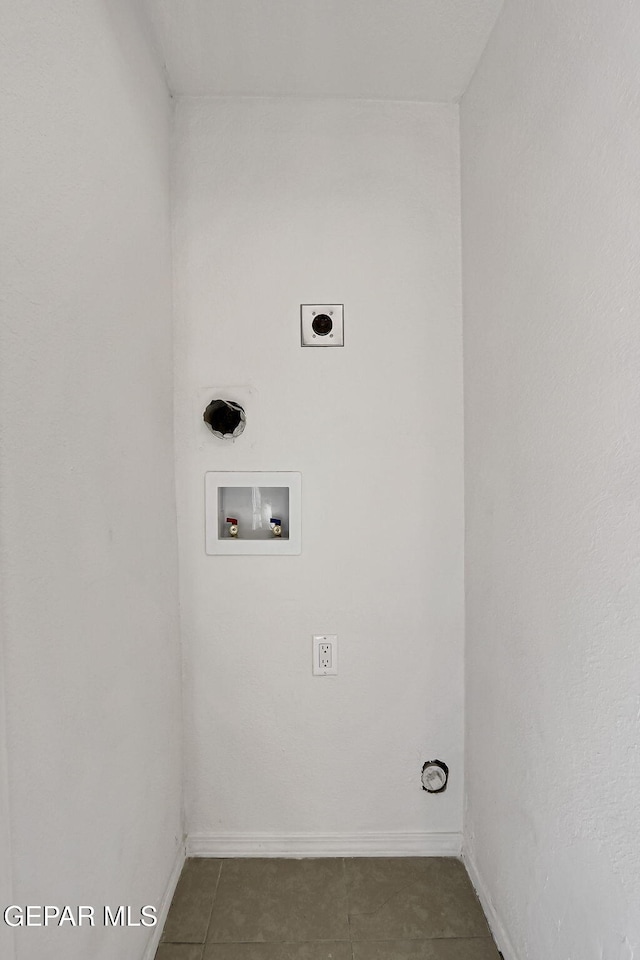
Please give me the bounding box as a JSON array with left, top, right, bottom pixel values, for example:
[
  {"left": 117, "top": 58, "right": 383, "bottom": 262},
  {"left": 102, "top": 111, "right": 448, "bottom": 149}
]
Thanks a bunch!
[{"left": 2, "top": 2, "right": 639, "bottom": 959}]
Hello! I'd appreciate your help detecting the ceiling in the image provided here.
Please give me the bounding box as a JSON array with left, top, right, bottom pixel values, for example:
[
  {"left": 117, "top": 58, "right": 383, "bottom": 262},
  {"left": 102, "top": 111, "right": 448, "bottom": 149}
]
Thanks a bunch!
[{"left": 142, "top": 0, "right": 504, "bottom": 102}]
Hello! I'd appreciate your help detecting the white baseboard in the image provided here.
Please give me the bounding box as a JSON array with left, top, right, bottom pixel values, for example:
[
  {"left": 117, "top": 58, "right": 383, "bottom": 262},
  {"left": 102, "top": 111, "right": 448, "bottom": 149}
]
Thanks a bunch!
[
  {"left": 142, "top": 841, "right": 186, "bottom": 960},
  {"left": 186, "top": 831, "right": 462, "bottom": 859},
  {"left": 462, "top": 847, "right": 518, "bottom": 960}
]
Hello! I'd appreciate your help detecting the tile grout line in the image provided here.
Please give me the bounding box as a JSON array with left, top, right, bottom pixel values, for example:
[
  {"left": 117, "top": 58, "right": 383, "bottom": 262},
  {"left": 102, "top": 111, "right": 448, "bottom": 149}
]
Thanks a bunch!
[
  {"left": 201, "top": 858, "right": 224, "bottom": 952},
  {"left": 341, "top": 856, "right": 355, "bottom": 960},
  {"left": 196, "top": 939, "right": 351, "bottom": 945},
  {"left": 345, "top": 935, "right": 497, "bottom": 943}
]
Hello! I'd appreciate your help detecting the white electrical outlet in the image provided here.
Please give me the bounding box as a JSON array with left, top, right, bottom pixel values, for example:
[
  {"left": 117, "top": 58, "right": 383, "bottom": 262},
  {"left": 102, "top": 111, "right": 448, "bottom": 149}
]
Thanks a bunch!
[{"left": 312, "top": 635, "right": 338, "bottom": 676}]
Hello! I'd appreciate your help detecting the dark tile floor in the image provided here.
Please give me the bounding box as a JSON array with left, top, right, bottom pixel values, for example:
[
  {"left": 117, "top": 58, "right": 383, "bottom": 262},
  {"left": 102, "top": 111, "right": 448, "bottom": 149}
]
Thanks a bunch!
[{"left": 155, "top": 857, "right": 500, "bottom": 960}]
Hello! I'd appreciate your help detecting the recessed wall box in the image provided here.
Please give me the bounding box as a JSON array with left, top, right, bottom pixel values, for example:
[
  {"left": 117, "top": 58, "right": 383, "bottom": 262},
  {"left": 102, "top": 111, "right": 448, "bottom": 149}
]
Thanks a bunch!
[
  {"left": 301, "top": 304, "right": 344, "bottom": 346},
  {"left": 205, "top": 471, "right": 301, "bottom": 555}
]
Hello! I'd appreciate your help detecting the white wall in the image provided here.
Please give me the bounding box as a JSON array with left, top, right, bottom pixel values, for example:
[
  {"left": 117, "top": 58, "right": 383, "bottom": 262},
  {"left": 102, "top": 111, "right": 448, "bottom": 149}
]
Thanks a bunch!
[
  {"left": 462, "top": 1, "right": 640, "bottom": 957},
  {"left": 0, "top": 639, "right": 15, "bottom": 960},
  {"left": 0, "top": 2, "right": 182, "bottom": 958},
  {"left": 173, "top": 97, "right": 464, "bottom": 852}
]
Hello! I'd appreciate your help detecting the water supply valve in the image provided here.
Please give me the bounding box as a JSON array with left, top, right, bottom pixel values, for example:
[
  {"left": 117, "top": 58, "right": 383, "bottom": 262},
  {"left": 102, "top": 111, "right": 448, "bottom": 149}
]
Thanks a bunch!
[
  {"left": 270, "top": 518, "right": 282, "bottom": 537},
  {"left": 226, "top": 517, "right": 239, "bottom": 538}
]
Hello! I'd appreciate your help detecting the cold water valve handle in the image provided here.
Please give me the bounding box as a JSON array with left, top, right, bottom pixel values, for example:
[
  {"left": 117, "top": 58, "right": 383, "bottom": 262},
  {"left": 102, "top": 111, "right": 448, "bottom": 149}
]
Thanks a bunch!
[{"left": 226, "top": 517, "right": 239, "bottom": 538}]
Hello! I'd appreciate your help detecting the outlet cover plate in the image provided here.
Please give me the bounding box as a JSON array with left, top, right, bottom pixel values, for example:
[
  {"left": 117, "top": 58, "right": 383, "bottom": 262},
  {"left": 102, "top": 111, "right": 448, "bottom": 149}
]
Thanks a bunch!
[
  {"left": 313, "top": 635, "right": 338, "bottom": 676},
  {"left": 301, "top": 305, "right": 344, "bottom": 346}
]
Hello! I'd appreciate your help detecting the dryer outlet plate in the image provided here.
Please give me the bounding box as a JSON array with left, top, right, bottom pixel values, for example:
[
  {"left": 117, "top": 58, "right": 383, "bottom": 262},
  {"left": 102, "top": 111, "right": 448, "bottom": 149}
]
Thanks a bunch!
[{"left": 301, "top": 304, "right": 344, "bottom": 346}]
